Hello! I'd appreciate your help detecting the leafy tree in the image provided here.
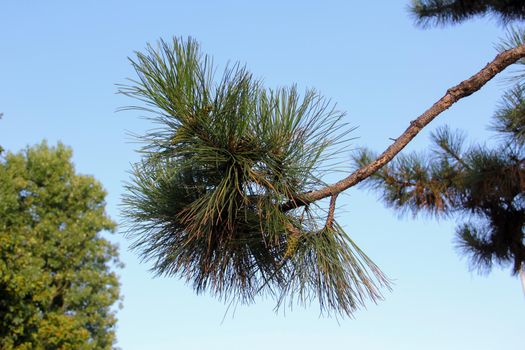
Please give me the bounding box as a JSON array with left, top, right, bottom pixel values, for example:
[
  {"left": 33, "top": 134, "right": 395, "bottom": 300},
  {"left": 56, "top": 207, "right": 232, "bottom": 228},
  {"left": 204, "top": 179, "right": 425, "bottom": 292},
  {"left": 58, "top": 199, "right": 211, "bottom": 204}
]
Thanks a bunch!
[
  {"left": 354, "top": 2, "right": 525, "bottom": 277},
  {"left": 0, "top": 142, "right": 121, "bottom": 349},
  {"left": 121, "top": 3, "right": 525, "bottom": 316}
]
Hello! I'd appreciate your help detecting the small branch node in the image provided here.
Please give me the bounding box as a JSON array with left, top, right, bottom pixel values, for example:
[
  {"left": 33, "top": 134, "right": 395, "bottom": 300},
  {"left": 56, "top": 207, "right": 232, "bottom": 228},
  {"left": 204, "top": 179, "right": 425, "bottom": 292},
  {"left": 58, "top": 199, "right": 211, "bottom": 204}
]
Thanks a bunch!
[{"left": 410, "top": 119, "right": 424, "bottom": 128}]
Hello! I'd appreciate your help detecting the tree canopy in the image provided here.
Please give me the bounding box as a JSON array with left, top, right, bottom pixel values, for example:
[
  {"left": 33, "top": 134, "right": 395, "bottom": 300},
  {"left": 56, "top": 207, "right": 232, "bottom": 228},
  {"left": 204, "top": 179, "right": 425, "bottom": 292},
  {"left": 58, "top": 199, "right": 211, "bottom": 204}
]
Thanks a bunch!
[{"left": 0, "top": 142, "right": 121, "bottom": 349}]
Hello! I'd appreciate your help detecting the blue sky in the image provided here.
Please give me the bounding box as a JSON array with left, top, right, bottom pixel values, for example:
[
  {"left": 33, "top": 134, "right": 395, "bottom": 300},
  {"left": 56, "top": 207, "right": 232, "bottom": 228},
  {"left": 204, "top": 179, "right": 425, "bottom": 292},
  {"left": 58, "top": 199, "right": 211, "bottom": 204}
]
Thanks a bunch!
[{"left": 1, "top": 1, "right": 523, "bottom": 349}]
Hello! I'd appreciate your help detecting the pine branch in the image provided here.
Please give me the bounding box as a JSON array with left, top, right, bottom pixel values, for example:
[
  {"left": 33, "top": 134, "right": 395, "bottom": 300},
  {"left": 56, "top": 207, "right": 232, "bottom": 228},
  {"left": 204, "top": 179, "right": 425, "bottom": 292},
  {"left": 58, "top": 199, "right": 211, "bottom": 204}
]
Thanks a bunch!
[
  {"left": 439, "top": 143, "right": 469, "bottom": 168},
  {"left": 411, "top": 0, "right": 525, "bottom": 27},
  {"left": 325, "top": 194, "right": 338, "bottom": 228},
  {"left": 431, "top": 127, "right": 471, "bottom": 170},
  {"left": 282, "top": 43, "right": 525, "bottom": 211}
]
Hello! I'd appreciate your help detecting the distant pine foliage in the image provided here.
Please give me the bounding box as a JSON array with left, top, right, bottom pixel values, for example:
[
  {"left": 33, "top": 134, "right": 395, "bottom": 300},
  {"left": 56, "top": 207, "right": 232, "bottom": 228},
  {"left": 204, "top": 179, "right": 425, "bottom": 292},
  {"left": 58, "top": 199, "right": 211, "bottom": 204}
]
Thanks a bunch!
[
  {"left": 404, "top": 0, "right": 525, "bottom": 277},
  {"left": 120, "top": 38, "right": 390, "bottom": 317},
  {"left": 354, "top": 68, "right": 525, "bottom": 275},
  {"left": 411, "top": 0, "right": 525, "bottom": 26}
]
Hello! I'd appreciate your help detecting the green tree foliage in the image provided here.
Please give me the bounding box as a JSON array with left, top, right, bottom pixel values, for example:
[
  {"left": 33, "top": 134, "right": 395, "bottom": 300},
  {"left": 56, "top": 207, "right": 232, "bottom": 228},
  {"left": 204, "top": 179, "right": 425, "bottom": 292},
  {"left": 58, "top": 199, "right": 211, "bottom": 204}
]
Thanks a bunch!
[
  {"left": 411, "top": 0, "right": 525, "bottom": 27},
  {"left": 120, "top": 38, "right": 389, "bottom": 317},
  {"left": 0, "top": 142, "right": 121, "bottom": 349}
]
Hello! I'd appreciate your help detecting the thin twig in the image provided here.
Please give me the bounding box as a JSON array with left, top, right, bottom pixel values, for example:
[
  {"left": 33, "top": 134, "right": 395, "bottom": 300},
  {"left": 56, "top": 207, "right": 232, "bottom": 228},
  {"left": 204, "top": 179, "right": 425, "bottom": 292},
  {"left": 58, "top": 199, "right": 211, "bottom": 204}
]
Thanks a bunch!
[{"left": 325, "top": 194, "right": 338, "bottom": 228}]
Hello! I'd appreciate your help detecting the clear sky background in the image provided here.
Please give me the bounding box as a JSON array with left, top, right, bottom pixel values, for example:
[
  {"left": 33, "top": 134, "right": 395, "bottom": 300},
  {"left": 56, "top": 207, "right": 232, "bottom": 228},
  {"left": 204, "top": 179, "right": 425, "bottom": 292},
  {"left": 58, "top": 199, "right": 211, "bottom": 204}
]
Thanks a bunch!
[{"left": 1, "top": 1, "right": 523, "bottom": 349}]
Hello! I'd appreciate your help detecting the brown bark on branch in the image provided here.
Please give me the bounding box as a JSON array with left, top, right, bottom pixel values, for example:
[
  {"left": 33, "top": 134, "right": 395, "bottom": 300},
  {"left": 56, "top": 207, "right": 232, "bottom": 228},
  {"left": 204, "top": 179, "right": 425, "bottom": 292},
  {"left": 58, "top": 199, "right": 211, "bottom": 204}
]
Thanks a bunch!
[{"left": 282, "top": 43, "right": 525, "bottom": 211}]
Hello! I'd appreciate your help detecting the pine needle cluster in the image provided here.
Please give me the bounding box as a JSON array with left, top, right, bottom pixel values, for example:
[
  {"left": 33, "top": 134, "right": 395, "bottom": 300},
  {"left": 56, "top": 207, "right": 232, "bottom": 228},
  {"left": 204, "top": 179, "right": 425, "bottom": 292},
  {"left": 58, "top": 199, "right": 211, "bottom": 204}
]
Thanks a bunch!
[
  {"left": 120, "top": 38, "right": 389, "bottom": 316},
  {"left": 410, "top": 0, "right": 525, "bottom": 27}
]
